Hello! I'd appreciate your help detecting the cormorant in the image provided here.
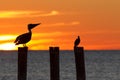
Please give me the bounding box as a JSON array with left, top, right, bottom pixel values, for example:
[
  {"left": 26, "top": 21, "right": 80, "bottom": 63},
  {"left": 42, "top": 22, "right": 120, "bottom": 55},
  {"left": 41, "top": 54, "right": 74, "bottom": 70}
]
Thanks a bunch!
[
  {"left": 14, "top": 23, "right": 40, "bottom": 47},
  {"left": 74, "top": 36, "right": 80, "bottom": 47}
]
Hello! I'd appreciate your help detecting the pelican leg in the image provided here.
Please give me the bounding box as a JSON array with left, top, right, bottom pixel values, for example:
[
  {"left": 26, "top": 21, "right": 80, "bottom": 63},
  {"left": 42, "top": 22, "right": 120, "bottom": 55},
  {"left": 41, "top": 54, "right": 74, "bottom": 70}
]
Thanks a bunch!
[
  {"left": 25, "top": 44, "right": 27, "bottom": 47},
  {"left": 23, "top": 44, "right": 27, "bottom": 47},
  {"left": 23, "top": 44, "right": 25, "bottom": 47}
]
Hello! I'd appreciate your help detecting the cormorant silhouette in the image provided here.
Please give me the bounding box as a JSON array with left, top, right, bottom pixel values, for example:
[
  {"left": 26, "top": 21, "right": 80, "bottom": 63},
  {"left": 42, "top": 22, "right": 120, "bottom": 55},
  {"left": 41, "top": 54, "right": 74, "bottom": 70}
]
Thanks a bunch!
[
  {"left": 74, "top": 36, "right": 80, "bottom": 47},
  {"left": 14, "top": 23, "right": 40, "bottom": 47}
]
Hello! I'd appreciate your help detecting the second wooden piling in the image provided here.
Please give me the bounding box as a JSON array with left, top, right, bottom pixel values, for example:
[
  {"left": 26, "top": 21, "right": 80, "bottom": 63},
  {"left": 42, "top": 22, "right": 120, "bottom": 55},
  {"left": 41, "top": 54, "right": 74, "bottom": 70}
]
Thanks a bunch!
[{"left": 49, "top": 47, "right": 60, "bottom": 80}]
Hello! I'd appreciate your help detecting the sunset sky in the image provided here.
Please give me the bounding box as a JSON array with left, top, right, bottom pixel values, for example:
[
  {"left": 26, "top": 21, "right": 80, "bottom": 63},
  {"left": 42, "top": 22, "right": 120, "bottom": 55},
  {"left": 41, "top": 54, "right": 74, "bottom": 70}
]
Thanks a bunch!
[{"left": 0, "top": 0, "right": 120, "bottom": 50}]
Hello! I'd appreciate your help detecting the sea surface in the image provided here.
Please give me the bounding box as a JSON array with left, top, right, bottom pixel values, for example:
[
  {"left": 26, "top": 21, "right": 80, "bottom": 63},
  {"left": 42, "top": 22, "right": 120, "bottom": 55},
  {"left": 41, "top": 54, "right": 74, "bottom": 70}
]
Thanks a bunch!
[{"left": 0, "top": 50, "right": 119, "bottom": 80}]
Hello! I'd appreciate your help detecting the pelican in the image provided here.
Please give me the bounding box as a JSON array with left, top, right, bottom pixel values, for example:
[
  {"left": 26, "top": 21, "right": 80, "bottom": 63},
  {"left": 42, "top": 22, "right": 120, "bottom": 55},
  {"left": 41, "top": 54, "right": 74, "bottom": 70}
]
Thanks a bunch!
[
  {"left": 74, "top": 36, "right": 80, "bottom": 47},
  {"left": 14, "top": 23, "right": 40, "bottom": 47}
]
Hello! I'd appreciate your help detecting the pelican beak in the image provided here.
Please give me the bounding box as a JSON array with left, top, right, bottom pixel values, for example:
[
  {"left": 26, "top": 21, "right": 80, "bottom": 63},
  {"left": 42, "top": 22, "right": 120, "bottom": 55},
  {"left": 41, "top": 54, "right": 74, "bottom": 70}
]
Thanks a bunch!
[{"left": 28, "top": 23, "right": 41, "bottom": 29}]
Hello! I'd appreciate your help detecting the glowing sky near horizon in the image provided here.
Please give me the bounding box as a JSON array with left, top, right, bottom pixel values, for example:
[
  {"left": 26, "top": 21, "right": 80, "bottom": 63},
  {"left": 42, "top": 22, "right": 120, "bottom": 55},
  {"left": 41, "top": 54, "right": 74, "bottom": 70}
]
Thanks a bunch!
[{"left": 0, "top": 0, "right": 120, "bottom": 50}]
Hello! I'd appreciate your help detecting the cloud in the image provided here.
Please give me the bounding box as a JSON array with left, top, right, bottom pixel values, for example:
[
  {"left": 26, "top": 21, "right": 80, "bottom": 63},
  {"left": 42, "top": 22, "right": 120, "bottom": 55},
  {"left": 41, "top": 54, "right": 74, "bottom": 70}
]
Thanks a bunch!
[
  {"left": 0, "top": 35, "right": 16, "bottom": 41},
  {"left": 33, "top": 32, "right": 74, "bottom": 39},
  {"left": 0, "top": 10, "right": 59, "bottom": 18},
  {"left": 43, "top": 21, "right": 80, "bottom": 27},
  {"left": 28, "top": 39, "right": 54, "bottom": 45},
  {"left": 33, "top": 32, "right": 63, "bottom": 37},
  {"left": 40, "top": 11, "right": 59, "bottom": 16}
]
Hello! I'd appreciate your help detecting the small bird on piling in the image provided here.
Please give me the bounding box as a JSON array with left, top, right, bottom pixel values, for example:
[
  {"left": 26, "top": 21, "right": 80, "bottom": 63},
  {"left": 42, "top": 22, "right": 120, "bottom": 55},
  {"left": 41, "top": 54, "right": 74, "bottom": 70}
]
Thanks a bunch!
[
  {"left": 74, "top": 36, "right": 80, "bottom": 48},
  {"left": 14, "top": 23, "right": 41, "bottom": 47}
]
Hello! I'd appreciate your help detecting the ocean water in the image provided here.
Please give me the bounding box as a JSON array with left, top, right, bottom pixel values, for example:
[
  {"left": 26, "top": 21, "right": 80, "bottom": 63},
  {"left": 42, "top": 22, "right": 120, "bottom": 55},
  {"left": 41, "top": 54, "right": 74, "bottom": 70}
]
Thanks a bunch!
[{"left": 0, "top": 50, "right": 119, "bottom": 80}]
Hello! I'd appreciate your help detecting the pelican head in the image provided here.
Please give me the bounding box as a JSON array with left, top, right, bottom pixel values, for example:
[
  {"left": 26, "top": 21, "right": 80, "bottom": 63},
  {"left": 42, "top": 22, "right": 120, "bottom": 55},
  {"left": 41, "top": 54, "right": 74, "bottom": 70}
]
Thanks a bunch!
[{"left": 28, "top": 23, "right": 41, "bottom": 30}]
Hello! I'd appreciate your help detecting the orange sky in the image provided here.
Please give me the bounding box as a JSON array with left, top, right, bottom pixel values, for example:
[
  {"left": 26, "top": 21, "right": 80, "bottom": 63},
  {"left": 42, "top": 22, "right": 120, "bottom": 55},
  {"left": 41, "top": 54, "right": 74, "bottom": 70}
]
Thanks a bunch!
[{"left": 0, "top": 0, "right": 120, "bottom": 50}]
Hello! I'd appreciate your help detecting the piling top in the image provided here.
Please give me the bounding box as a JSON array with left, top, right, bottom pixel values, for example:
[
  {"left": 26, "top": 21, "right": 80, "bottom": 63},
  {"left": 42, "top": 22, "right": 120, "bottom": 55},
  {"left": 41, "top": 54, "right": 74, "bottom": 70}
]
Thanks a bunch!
[
  {"left": 49, "top": 47, "right": 59, "bottom": 54},
  {"left": 74, "top": 47, "right": 84, "bottom": 53},
  {"left": 18, "top": 47, "right": 28, "bottom": 52},
  {"left": 49, "top": 47, "right": 59, "bottom": 50},
  {"left": 18, "top": 47, "right": 28, "bottom": 49},
  {"left": 74, "top": 46, "right": 84, "bottom": 50}
]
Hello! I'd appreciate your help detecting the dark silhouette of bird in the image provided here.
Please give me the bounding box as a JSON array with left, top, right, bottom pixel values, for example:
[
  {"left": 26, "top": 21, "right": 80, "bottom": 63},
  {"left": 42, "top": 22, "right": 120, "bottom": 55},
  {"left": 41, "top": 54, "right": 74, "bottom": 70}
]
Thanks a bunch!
[
  {"left": 14, "top": 23, "right": 40, "bottom": 47},
  {"left": 74, "top": 36, "right": 80, "bottom": 47}
]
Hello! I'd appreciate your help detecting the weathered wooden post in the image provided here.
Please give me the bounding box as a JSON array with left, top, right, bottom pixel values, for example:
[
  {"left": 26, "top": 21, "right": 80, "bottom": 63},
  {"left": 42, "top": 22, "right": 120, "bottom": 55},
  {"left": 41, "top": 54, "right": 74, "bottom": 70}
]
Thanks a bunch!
[
  {"left": 74, "top": 47, "right": 86, "bottom": 80},
  {"left": 18, "top": 47, "right": 28, "bottom": 80},
  {"left": 49, "top": 47, "right": 60, "bottom": 80}
]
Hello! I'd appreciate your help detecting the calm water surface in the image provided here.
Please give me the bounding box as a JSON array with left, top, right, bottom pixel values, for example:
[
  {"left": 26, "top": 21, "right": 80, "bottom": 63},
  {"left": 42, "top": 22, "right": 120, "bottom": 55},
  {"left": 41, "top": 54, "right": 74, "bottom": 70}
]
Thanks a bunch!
[{"left": 0, "top": 50, "right": 119, "bottom": 80}]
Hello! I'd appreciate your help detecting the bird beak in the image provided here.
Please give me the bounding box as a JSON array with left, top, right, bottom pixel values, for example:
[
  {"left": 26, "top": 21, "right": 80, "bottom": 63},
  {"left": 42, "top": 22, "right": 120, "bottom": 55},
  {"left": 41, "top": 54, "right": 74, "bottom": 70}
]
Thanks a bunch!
[{"left": 29, "top": 23, "right": 41, "bottom": 29}]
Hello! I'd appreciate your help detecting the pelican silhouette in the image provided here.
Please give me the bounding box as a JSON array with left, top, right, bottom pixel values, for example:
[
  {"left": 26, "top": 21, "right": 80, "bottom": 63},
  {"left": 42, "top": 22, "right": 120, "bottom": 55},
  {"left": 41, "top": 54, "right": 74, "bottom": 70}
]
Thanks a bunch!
[
  {"left": 74, "top": 36, "right": 80, "bottom": 47},
  {"left": 14, "top": 23, "right": 40, "bottom": 47}
]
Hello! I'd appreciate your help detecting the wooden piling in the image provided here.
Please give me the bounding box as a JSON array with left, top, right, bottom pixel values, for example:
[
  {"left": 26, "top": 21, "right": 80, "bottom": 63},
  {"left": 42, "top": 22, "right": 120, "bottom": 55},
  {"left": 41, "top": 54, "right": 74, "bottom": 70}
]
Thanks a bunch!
[
  {"left": 74, "top": 47, "right": 86, "bottom": 80},
  {"left": 18, "top": 47, "right": 28, "bottom": 80},
  {"left": 49, "top": 47, "right": 60, "bottom": 80}
]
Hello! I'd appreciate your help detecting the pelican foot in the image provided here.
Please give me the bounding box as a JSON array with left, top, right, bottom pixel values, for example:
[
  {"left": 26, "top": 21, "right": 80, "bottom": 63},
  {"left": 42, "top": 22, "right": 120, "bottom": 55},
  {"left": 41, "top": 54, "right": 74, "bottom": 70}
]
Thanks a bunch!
[{"left": 23, "top": 44, "right": 27, "bottom": 47}]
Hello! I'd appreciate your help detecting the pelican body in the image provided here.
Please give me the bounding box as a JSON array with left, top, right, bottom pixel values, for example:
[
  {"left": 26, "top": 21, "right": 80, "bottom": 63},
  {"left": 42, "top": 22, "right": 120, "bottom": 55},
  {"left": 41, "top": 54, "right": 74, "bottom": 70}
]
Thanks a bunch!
[
  {"left": 14, "top": 23, "right": 40, "bottom": 47},
  {"left": 74, "top": 36, "right": 80, "bottom": 47}
]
